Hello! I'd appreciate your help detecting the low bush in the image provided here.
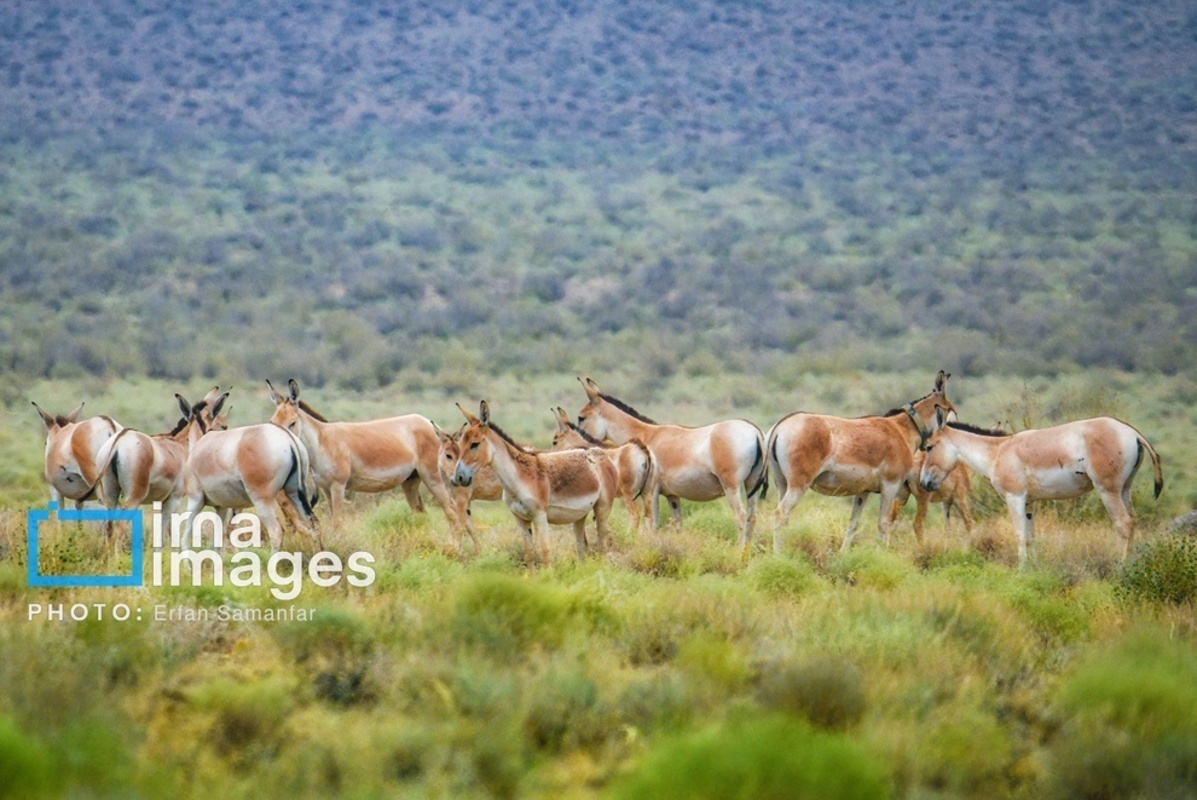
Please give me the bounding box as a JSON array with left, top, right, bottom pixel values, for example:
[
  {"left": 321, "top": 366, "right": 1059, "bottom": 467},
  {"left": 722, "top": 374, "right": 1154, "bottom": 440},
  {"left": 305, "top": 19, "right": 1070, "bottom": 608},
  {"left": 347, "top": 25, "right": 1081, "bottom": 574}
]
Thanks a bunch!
[
  {"left": 1116, "top": 534, "right": 1197, "bottom": 605},
  {"left": 755, "top": 657, "right": 867, "bottom": 731}
]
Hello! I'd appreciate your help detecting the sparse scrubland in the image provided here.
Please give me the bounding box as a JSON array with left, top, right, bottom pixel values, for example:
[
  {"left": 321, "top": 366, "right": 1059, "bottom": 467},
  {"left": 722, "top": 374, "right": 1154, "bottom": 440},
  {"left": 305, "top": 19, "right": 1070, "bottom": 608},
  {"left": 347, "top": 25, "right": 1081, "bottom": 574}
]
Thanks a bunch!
[{"left": 2, "top": 372, "right": 1195, "bottom": 798}]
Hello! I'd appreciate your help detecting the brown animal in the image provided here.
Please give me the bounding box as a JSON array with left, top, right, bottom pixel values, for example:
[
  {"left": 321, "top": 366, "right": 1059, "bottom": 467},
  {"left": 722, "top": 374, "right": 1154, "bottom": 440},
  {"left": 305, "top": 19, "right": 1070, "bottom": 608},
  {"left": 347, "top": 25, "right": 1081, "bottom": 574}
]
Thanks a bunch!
[
  {"left": 887, "top": 450, "right": 974, "bottom": 540},
  {"left": 920, "top": 413, "right": 1163, "bottom": 567},
  {"left": 551, "top": 407, "right": 656, "bottom": 535},
  {"left": 432, "top": 422, "right": 494, "bottom": 551},
  {"left": 450, "top": 401, "right": 619, "bottom": 564},
  {"left": 91, "top": 388, "right": 230, "bottom": 517},
  {"left": 766, "top": 371, "right": 954, "bottom": 553},
  {"left": 33, "top": 401, "right": 121, "bottom": 509},
  {"left": 267, "top": 379, "right": 466, "bottom": 537},
  {"left": 575, "top": 378, "right": 768, "bottom": 556},
  {"left": 180, "top": 420, "right": 320, "bottom": 552}
]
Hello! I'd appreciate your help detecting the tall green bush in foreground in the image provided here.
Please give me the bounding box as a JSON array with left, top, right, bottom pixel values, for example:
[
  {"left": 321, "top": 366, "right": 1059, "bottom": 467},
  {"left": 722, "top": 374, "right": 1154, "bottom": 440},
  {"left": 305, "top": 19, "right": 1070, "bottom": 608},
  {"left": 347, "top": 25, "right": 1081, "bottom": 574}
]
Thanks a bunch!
[
  {"left": 1047, "top": 629, "right": 1197, "bottom": 798},
  {"left": 613, "top": 714, "right": 890, "bottom": 800}
]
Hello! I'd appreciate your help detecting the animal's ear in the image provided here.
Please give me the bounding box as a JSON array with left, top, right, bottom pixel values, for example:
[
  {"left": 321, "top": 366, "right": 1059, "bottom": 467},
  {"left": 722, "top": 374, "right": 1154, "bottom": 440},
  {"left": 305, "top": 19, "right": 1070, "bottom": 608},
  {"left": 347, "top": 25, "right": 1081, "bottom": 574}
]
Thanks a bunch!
[
  {"left": 202, "top": 385, "right": 222, "bottom": 404},
  {"left": 554, "top": 407, "right": 571, "bottom": 429},
  {"left": 210, "top": 392, "right": 229, "bottom": 420},
  {"left": 288, "top": 379, "right": 301, "bottom": 404},
  {"left": 580, "top": 376, "right": 600, "bottom": 400},
  {"left": 32, "top": 402, "right": 56, "bottom": 431},
  {"left": 266, "top": 379, "right": 282, "bottom": 405},
  {"left": 456, "top": 402, "right": 480, "bottom": 425},
  {"left": 432, "top": 420, "right": 452, "bottom": 443},
  {"left": 175, "top": 393, "right": 193, "bottom": 421},
  {"left": 478, "top": 400, "right": 491, "bottom": 426},
  {"left": 935, "top": 370, "right": 949, "bottom": 395},
  {"left": 66, "top": 402, "right": 84, "bottom": 423},
  {"left": 935, "top": 405, "right": 948, "bottom": 430}
]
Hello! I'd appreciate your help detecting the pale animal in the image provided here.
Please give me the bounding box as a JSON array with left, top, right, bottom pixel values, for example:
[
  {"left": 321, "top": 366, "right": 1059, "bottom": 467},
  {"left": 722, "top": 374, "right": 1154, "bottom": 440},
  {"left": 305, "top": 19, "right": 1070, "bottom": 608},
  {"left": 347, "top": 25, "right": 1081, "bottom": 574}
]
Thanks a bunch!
[
  {"left": 575, "top": 378, "right": 768, "bottom": 556},
  {"left": 33, "top": 401, "right": 121, "bottom": 509},
  {"left": 919, "top": 413, "right": 1163, "bottom": 567}
]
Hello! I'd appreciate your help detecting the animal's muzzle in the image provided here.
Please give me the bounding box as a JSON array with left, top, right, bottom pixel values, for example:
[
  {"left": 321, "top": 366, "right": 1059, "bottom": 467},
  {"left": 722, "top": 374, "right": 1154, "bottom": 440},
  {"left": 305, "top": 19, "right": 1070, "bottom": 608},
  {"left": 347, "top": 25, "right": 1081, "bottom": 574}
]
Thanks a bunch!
[{"left": 452, "top": 464, "right": 474, "bottom": 488}]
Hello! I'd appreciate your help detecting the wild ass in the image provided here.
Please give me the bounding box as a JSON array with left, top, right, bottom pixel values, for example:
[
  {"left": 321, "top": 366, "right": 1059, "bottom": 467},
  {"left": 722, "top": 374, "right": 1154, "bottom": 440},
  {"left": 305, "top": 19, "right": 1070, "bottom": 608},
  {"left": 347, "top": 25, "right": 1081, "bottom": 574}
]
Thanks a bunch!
[
  {"left": 887, "top": 450, "right": 974, "bottom": 540},
  {"left": 575, "top": 378, "right": 768, "bottom": 556},
  {"left": 33, "top": 401, "right": 121, "bottom": 509},
  {"left": 450, "top": 401, "right": 619, "bottom": 563},
  {"left": 91, "top": 389, "right": 230, "bottom": 517},
  {"left": 766, "top": 371, "right": 954, "bottom": 553},
  {"left": 180, "top": 419, "right": 320, "bottom": 552},
  {"left": 551, "top": 407, "right": 655, "bottom": 534},
  {"left": 267, "top": 379, "right": 466, "bottom": 537},
  {"left": 433, "top": 423, "right": 497, "bottom": 551},
  {"left": 919, "top": 414, "right": 1163, "bottom": 567}
]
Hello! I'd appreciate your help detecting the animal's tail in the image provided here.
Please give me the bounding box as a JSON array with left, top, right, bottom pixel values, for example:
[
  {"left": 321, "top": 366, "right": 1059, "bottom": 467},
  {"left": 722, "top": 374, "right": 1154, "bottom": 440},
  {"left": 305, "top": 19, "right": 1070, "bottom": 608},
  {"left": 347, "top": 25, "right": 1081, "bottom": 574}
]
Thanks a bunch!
[
  {"left": 746, "top": 429, "right": 769, "bottom": 500},
  {"left": 627, "top": 439, "right": 655, "bottom": 501},
  {"left": 764, "top": 422, "right": 786, "bottom": 499},
  {"left": 1137, "top": 435, "right": 1164, "bottom": 499},
  {"left": 283, "top": 432, "right": 318, "bottom": 519},
  {"left": 81, "top": 427, "right": 133, "bottom": 504}
]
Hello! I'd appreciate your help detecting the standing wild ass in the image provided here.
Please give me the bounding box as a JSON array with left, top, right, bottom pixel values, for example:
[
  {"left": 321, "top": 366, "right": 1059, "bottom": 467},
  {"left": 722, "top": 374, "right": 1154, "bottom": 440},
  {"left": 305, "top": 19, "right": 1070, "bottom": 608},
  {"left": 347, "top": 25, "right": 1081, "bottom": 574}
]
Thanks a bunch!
[
  {"left": 433, "top": 423, "right": 497, "bottom": 551},
  {"left": 33, "top": 401, "right": 121, "bottom": 509},
  {"left": 887, "top": 450, "right": 974, "bottom": 540},
  {"left": 551, "top": 407, "right": 656, "bottom": 534},
  {"left": 267, "top": 379, "right": 466, "bottom": 538},
  {"left": 450, "top": 401, "right": 619, "bottom": 563},
  {"left": 919, "top": 413, "right": 1163, "bottom": 567},
  {"left": 766, "top": 371, "right": 954, "bottom": 553},
  {"left": 91, "top": 389, "right": 230, "bottom": 517},
  {"left": 180, "top": 419, "right": 320, "bottom": 552},
  {"left": 575, "top": 378, "right": 768, "bottom": 556}
]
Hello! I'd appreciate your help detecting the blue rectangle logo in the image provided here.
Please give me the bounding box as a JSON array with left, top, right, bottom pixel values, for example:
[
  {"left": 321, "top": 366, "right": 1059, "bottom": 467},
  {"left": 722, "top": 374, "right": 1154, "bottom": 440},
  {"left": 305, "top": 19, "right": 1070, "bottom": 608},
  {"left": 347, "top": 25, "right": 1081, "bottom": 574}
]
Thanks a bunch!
[{"left": 27, "top": 502, "right": 144, "bottom": 588}]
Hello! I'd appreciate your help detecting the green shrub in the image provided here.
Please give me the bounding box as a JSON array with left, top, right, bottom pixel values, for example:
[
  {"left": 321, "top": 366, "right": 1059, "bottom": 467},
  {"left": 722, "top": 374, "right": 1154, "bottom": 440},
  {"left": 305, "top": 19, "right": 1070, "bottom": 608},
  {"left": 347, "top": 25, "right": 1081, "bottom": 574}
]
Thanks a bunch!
[
  {"left": 523, "top": 666, "right": 609, "bottom": 753},
  {"left": 1116, "top": 535, "right": 1197, "bottom": 605},
  {"left": 613, "top": 714, "right": 890, "bottom": 800},
  {"left": 755, "top": 658, "right": 867, "bottom": 731},
  {"left": 747, "top": 555, "right": 824, "bottom": 598},
  {"left": 909, "top": 706, "right": 1015, "bottom": 796},
  {"left": 1047, "top": 629, "right": 1197, "bottom": 799},
  {"left": 453, "top": 574, "right": 573, "bottom": 658},
  {"left": 829, "top": 548, "right": 912, "bottom": 590},
  {"left": 0, "top": 714, "right": 54, "bottom": 798},
  {"left": 187, "top": 676, "right": 297, "bottom": 758}
]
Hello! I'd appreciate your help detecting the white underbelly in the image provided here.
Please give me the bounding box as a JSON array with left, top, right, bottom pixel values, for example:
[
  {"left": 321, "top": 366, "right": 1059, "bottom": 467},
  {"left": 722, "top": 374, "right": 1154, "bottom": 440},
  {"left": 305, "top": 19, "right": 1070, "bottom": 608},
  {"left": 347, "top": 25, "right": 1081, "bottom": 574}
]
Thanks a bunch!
[
  {"left": 1027, "top": 468, "right": 1094, "bottom": 500},
  {"left": 660, "top": 467, "right": 724, "bottom": 501},
  {"left": 812, "top": 465, "right": 880, "bottom": 497}
]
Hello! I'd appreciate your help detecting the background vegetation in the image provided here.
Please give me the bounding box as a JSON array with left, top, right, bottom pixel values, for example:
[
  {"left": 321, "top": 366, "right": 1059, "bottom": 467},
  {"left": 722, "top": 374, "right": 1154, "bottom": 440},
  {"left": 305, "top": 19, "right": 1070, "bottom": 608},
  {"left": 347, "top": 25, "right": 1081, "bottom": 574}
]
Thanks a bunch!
[{"left": 2, "top": 0, "right": 1196, "bottom": 797}]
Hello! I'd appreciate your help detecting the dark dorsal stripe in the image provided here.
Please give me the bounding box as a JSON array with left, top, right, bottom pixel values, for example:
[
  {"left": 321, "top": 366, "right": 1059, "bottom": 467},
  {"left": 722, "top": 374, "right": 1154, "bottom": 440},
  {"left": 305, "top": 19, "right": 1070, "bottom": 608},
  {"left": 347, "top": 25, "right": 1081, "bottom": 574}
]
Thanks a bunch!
[
  {"left": 949, "top": 421, "right": 1010, "bottom": 437},
  {"left": 565, "top": 421, "right": 607, "bottom": 447},
  {"left": 488, "top": 421, "right": 538, "bottom": 454},
  {"left": 598, "top": 393, "right": 657, "bottom": 424}
]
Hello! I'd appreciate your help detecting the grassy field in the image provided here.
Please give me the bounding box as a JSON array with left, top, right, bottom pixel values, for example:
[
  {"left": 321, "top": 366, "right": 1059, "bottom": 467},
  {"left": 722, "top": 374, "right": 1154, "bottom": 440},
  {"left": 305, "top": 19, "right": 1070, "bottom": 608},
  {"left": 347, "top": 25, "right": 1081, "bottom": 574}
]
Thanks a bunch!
[{"left": 2, "top": 371, "right": 1196, "bottom": 798}]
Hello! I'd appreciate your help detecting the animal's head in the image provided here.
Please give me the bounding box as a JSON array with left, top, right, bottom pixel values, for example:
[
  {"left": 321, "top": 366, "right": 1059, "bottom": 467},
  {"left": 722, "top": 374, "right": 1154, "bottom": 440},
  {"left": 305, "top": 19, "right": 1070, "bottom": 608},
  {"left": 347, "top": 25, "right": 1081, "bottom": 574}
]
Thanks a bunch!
[
  {"left": 175, "top": 389, "right": 230, "bottom": 436},
  {"left": 575, "top": 377, "right": 609, "bottom": 440},
  {"left": 434, "top": 421, "right": 466, "bottom": 479},
  {"left": 550, "top": 406, "right": 583, "bottom": 450},
  {"left": 267, "top": 378, "right": 302, "bottom": 434},
  {"left": 452, "top": 401, "right": 495, "bottom": 487},
  {"left": 918, "top": 407, "right": 960, "bottom": 491},
  {"left": 905, "top": 370, "right": 955, "bottom": 446}
]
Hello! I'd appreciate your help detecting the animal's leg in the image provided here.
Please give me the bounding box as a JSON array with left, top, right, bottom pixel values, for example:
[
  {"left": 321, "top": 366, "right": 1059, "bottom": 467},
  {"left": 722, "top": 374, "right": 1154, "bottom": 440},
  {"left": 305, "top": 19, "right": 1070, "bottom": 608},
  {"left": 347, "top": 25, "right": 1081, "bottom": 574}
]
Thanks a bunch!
[
  {"left": 667, "top": 495, "right": 683, "bottom": 529},
  {"left": 533, "top": 511, "right": 552, "bottom": 565},
  {"left": 572, "top": 519, "right": 589, "bottom": 559},
  {"left": 423, "top": 474, "right": 468, "bottom": 543},
  {"left": 255, "top": 501, "right": 286, "bottom": 553},
  {"left": 401, "top": 474, "right": 425, "bottom": 513},
  {"left": 773, "top": 486, "right": 806, "bottom": 554},
  {"left": 453, "top": 487, "right": 481, "bottom": 552},
  {"left": 518, "top": 519, "right": 536, "bottom": 563},
  {"left": 595, "top": 504, "right": 612, "bottom": 554},
  {"left": 877, "top": 485, "right": 903, "bottom": 547},
  {"left": 624, "top": 493, "right": 641, "bottom": 536},
  {"left": 1098, "top": 490, "right": 1136, "bottom": 560},
  {"left": 911, "top": 490, "right": 929, "bottom": 545},
  {"left": 647, "top": 484, "right": 663, "bottom": 539},
  {"left": 840, "top": 494, "right": 867, "bottom": 552},
  {"left": 721, "top": 484, "right": 751, "bottom": 557},
  {"left": 327, "top": 482, "right": 347, "bottom": 522},
  {"left": 1006, "top": 494, "right": 1030, "bottom": 569}
]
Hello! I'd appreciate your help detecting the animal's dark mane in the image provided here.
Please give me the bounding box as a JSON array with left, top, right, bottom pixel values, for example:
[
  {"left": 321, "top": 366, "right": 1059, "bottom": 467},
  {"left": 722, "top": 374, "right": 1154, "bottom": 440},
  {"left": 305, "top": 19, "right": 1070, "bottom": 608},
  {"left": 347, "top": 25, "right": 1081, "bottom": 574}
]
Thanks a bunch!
[
  {"left": 488, "top": 421, "right": 538, "bottom": 455},
  {"left": 298, "top": 400, "right": 330, "bottom": 423},
  {"left": 599, "top": 393, "right": 657, "bottom": 424},
  {"left": 949, "top": 421, "right": 1009, "bottom": 437},
  {"left": 565, "top": 420, "right": 607, "bottom": 447}
]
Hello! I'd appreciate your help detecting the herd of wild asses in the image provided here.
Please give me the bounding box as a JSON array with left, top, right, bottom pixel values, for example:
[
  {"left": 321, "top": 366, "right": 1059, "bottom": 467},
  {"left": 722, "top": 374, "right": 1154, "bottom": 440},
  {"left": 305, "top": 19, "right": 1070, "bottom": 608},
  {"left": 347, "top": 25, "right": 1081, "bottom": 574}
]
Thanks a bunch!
[{"left": 35, "top": 370, "right": 1162, "bottom": 567}]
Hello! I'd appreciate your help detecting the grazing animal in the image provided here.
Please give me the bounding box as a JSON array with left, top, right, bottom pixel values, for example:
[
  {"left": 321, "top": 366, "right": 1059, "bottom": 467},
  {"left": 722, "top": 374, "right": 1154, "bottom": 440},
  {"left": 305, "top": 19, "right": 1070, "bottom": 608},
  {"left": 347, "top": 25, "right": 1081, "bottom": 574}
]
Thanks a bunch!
[
  {"left": 33, "top": 401, "right": 121, "bottom": 510},
  {"left": 919, "top": 413, "right": 1163, "bottom": 567},
  {"left": 766, "top": 370, "right": 954, "bottom": 553},
  {"left": 432, "top": 422, "right": 493, "bottom": 551},
  {"left": 180, "top": 419, "right": 320, "bottom": 552},
  {"left": 91, "top": 389, "right": 230, "bottom": 517},
  {"left": 575, "top": 378, "right": 768, "bottom": 556},
  {"left": 887, "top": 450, "right": 974, "bottom": 540},
  {"left": 450, "top": 401, "right": 619, "bottom": 563},
  {"left": 551, "top": 407, "right": 656, "bottom": 534},
  {"left": 267, "top": 379, "right": 466, "bottom": 536}
]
